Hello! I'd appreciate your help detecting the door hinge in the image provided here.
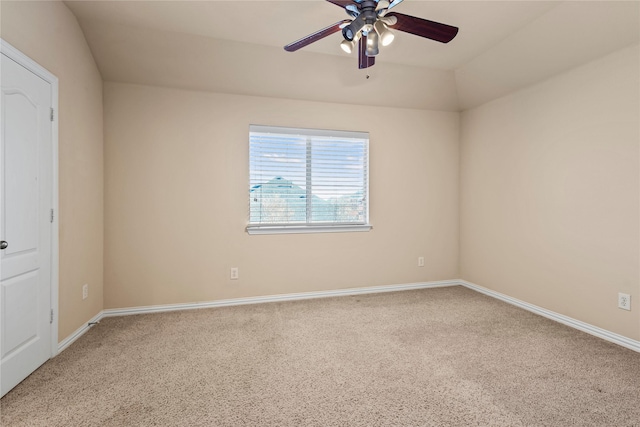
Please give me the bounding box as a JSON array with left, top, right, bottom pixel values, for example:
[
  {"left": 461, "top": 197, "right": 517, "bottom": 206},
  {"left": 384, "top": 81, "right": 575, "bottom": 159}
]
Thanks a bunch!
[
  {"left": 50, "top": 208, "right": 54, "bottom": 223},
  {"left": 50, "top": 309, "right": 54, "bottom": 324},
  {"left": 50, "top": 108, "right": 54, "bottom": 122}
]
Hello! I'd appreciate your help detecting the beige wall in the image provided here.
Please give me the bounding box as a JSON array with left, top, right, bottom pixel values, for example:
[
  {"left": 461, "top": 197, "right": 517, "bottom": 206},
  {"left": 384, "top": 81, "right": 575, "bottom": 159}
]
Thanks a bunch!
[
  {"left": 103, "top": 82, "right": 460, "bottom": 308},
  {"left": 460, "top": 45, "right": 640, "bottom": 340},
  {"left": 1, "top": 1, "right": 104, "bottom": 341}
]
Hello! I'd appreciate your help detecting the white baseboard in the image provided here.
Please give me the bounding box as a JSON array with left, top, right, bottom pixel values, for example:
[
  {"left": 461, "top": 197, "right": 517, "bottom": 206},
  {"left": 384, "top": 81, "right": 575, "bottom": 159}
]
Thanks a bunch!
[
  {"left": 57, "top": 311, "right": 104, "bottom": 353},
  {"left": 56, "top": 280, "right": 457, "bottom": 353},
  {"left": 56, "top": 279, "right": 639, "bottom": 355},
  {"left": 102, "top": 280, "right": 460, "bottom": 317},
  {"left": 459, "top": 280, "right": 640, "bottom": 353}
]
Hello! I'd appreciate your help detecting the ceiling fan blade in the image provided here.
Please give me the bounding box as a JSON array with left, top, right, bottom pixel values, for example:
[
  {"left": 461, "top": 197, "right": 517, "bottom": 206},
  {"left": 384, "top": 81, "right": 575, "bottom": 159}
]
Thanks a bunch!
[
  {"left": 358, "top": 35, "right": 376, "bottom": 69},
  {"left": 385, "top": 12, "right": 458, "bottom": 43},
  {"left": 284, "top": 19, "right": 351, "bottom": 52},
  {"left": 325, "top": 0, "right": 353, "bottom": 9},
  {"left": 386, "top": 0, "right": 405, "bottom": 12}
]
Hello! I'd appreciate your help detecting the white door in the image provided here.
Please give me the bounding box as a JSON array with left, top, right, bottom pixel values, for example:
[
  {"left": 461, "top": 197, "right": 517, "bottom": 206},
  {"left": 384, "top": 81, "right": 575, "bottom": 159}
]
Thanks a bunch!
[{"left": 0, "top": 51, "right": 54, "bottom": 397}]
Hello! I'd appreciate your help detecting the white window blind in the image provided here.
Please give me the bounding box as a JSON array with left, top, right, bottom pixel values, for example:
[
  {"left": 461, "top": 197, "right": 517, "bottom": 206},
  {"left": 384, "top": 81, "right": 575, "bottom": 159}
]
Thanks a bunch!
[{"left": 248, "top": 125, "right": 370, "bottom": 234}]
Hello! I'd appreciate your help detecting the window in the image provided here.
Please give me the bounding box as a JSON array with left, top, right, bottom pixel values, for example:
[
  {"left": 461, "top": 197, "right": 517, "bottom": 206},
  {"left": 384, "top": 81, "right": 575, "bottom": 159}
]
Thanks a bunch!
[{"left": 248, "top": 125, "right": 370, "bottom": 234}]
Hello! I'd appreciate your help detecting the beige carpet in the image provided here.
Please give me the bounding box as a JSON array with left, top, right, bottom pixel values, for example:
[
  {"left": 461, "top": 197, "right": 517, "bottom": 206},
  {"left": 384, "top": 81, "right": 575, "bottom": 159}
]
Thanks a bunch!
[{"left": 2, "top": 286, "right": 639, "bottom": 426}]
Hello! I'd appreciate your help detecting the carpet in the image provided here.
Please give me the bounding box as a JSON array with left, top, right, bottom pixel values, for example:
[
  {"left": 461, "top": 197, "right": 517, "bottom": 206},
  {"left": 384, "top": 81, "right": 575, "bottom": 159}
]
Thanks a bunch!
[{"left": 2, "top": 286, "right": 639, "bottom": 426}]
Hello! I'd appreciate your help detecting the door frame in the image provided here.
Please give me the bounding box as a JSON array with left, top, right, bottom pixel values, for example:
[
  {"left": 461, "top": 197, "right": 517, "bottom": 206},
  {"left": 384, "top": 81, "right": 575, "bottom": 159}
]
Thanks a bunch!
[{"left": 1, "top": 39, "right": 59, "bottom": 357}]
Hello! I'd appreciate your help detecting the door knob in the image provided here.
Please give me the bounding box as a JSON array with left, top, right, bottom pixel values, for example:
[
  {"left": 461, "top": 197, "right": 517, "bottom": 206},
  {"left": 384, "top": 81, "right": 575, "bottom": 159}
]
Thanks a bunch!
[{"left": 0, "top": 241, "right": 7, "bottom": 250}]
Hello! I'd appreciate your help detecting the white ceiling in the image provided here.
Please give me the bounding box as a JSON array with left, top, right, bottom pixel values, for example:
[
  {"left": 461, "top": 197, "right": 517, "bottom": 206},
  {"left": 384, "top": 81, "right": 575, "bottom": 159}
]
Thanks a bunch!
[{"left": 65, "top": 0, "right": 640, "bottom": 111}]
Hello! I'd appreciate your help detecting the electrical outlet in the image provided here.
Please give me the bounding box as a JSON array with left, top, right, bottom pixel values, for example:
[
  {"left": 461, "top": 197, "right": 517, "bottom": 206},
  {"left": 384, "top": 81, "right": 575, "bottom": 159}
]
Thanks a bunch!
[
  {"left": 418, "top": 257, "right": 425, "bottom": 267},
  {"left": 230, "top": 267, "right": 239, "bottom": 280},
  {"left": 82, "top": 284, "right": 88, "bottom": 300},
  {"left": 618, "top": 293, "right": 631, "bottom": 311}
]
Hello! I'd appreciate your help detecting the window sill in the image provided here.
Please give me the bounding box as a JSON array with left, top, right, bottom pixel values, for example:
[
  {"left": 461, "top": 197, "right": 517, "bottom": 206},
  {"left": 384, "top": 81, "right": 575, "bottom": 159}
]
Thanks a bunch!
[{"left": 246, "top": 224, "right": 372, "bottom": 235}]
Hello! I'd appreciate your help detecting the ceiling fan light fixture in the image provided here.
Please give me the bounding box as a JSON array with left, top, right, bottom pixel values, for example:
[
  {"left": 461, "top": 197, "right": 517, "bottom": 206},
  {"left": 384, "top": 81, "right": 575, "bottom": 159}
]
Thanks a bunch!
[
  {"left": 340, "top": 39, "right": 355, "bottom": 54},
  {"left": 342, "top": 15, "right": 366, "bottom": 41},
  {"left": 374, "top": 20, "right": 394, "bottom": 46},
  {"left": 376, "top": 1, "right": 390, "bottom": 11},
  {"left": 340, "top": 30, "right": 361, "bottom": 54},
  {"left": 365, "top": 29, "right": 379, "bottom": 56}
]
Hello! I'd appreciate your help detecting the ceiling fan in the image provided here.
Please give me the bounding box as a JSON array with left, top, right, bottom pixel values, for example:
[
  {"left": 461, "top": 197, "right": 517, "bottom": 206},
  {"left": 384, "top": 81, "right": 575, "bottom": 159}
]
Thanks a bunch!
[{"left": 284, "top": 0, "right": 459, "bottom": 69}]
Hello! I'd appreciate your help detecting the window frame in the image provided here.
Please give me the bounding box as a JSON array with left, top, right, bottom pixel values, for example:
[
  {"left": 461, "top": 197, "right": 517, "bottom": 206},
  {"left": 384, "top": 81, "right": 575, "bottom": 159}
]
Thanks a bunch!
[{"left": 247, "top": 125, "right": 372, "bottom": 235}]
